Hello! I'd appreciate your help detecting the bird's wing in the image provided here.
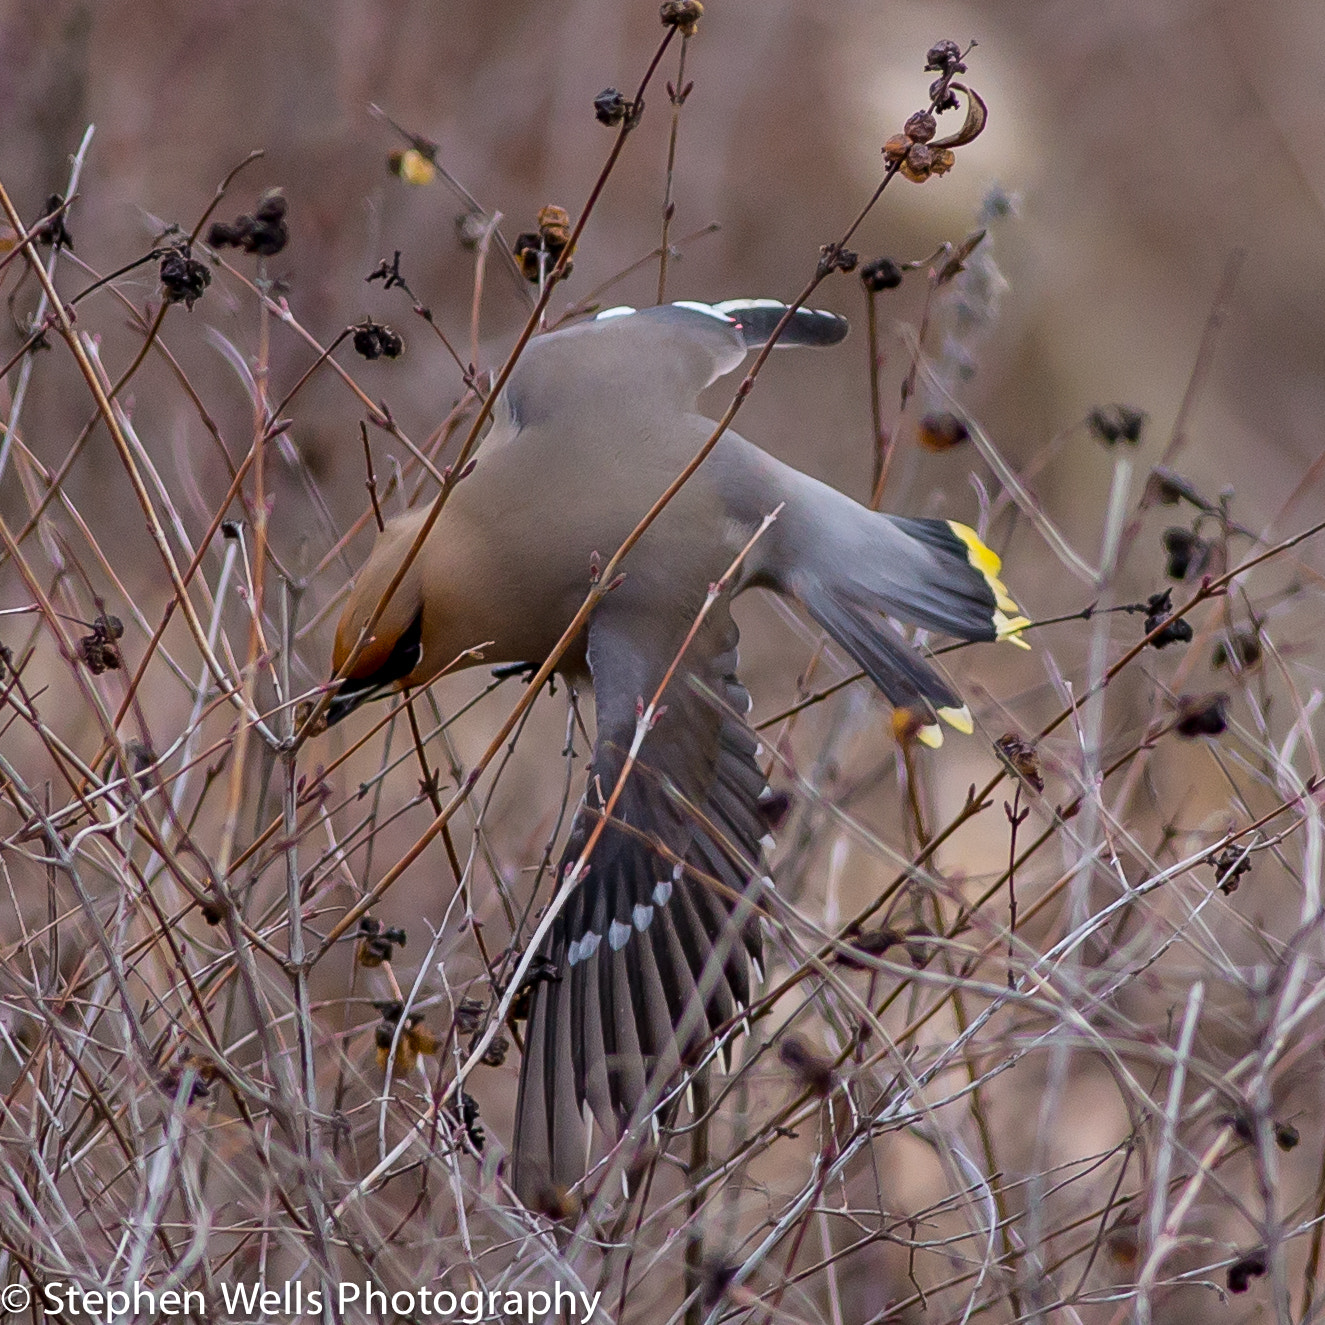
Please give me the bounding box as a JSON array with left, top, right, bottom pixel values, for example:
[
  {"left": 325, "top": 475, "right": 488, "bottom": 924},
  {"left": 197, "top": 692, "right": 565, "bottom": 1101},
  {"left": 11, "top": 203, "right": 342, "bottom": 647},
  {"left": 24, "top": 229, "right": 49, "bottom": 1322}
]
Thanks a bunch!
[
  {"left": 501, "top": 300, "right": 848, "bottom": 427},
  {"left": 512, "top": 594, "right": 771, "bottom": 1204}
]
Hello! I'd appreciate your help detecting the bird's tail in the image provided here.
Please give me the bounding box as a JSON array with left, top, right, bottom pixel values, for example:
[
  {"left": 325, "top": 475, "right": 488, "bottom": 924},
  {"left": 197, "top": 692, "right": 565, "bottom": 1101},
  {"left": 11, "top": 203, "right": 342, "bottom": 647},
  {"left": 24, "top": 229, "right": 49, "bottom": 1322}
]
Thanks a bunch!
[{"left": 774, "top": 482, "right": 1028, "bottom": 746}]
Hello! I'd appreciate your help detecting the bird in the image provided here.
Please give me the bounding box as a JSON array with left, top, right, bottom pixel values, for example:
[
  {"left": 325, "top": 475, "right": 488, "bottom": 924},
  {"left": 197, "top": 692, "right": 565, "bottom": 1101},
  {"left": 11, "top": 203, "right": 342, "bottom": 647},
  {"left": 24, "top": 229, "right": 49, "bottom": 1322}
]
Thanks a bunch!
[{"left": 325, "top": 298, "right": 1028, "bottom": 1206}]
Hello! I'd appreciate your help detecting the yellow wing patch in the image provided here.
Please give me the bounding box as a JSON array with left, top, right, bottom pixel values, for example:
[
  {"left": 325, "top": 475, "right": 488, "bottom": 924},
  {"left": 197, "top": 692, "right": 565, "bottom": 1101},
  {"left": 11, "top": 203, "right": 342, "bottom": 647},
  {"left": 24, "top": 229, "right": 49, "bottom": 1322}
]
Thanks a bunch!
[{"left": 947, "top": 521, "right": 1031, "bottom": 646}]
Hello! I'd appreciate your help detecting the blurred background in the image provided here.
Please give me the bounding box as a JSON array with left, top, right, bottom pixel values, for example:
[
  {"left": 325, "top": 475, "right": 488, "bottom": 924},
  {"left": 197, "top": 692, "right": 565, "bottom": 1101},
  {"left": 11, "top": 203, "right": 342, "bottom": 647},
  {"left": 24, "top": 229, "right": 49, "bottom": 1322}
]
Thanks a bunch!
[{"left": 2, "top": 1, "right": 1324, "bottom": 1321}]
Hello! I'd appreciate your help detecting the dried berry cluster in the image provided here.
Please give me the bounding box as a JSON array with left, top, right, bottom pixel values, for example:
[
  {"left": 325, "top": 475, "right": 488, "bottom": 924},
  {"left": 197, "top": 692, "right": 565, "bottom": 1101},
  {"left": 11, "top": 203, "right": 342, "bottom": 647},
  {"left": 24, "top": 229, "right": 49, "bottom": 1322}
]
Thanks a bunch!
[
  {"left": 206, "top": 189, "right": 288, "bottom": 257},
  {"left": 882, "top": 41, "right": 987, "bottom": 184}
]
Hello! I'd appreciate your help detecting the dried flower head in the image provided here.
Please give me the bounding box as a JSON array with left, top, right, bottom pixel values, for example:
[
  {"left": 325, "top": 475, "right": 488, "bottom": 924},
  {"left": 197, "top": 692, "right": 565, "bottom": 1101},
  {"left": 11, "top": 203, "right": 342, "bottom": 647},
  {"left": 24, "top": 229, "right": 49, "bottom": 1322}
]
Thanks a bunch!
[
  {"left": 513, "top": 205, "right": 574, "bottom": 282},
  {"left": 537, "top": 204, "right": 572, "bottom": 250},
  {"left": 819, "top": 242, "right": 858, "bottom": 275},
  {"left": 508, "top": 953, "right": 560, "bottom": 1022}
]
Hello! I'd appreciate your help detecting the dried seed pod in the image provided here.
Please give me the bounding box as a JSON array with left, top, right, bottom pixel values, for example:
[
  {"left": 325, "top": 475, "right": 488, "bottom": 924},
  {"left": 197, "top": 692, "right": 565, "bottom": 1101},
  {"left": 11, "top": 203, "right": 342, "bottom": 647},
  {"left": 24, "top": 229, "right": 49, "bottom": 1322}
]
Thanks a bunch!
[
  {"left": 454, "top": 999, "right": 484, "bottom": 1035},
  {"left": 1212, "top": 630, "right": 1262, "bottom": 672},
  {"left": 294, "top": 699, "right": 327, "bottom": 738},
  {"left": 1226, "top": 1251, "right": 1266, "bottom": 1294},
  {"left": 356, "top": 915, "right": 405, "bottom": 966},
  {"left": 35, "top": 193, "right": 72, "bottom": 250},
  {"left": 929, "top": 78, "right": 960, "bottom": 113},
  {"left": 904, "top": 110, "right": 937, "bottom": 143},
  {"left": 593, "top": 88, "right": 628, "bottom": 126},
  {"left": 1173, "top": 692, "right": 1229, "bottom": 739},
  {"left": 1209, "top": 845, "right": 1251, "bottom": 894},
  {"left": 1142, "top": 465, "right": 1204, "bottom": 508},
  {"left": 477, "top": 1033, "right": 509, "bottom": 1067},
  {"left": 860, "top": 256, "right": 904, "bottom": 292},
  {"left": 778, "top": 1035, "right": 836, "bottom": 1097},
  {"left": 900, "top": 142, "right": 935, "bottom": 182},
  {"left": 918, "top": 411, "right": 969, "bottom": 452},
  {"left": 995, "top": 732, "right": 1044, "bottom": 792},
  {"left": 883, "top": 133, "right": 911, "bottom": 165},
  {"left": 925, "top": 40, "right": 965, "bottom": 74},
  {"left": 1143, "top": 590, "right": 1193, "bottom": 649},
  {"left": 508, "top": 953, "right": 560, "bottom": 1022},
  {"left": 1088, "top": 404, "right": 1147, "bottom": 446},
  {"left": 929, "top": 147, "right": 956, "bottom": 176},
  {"left": 659, "top": 0, "right": 703, "bottom": 37},
  {"left": 352, "top": 319, "right": 404, "bottom": 361},
  {"left": 376, "top": 1011, "right": 439, "bottom": 1074},
  {"left": 159, "top": 247, "right": 210, "bottom": 309},
  {"left": 537, "top": 204, "right": 572, "bottom": 250},
  {"left": 78, "top": 614, "right": 125, "bottom": 674},
  {"left": 449, "top": 1090, "right": 485, "bottom": 1150},
  {"left": 835, "top": 927, "right": 904, "bottom": 970},
  {"left": 1274, "top": 1121, "right": 1300, "bottom": 1151},
  {"left": 819, "top": 243, "right": 858, "bottom": 274},
  {"left": 1162, "top": 527, "right": 1210, "bottom": 580},
  {"left": 930, "top": 84, "right": 987, "bottom": 151},
  {"left": 207, "top": 190, "right": 288, "bottom": 257},
  {"left": 160, "top": 1052, "right": 221, "bottom": 1106}
]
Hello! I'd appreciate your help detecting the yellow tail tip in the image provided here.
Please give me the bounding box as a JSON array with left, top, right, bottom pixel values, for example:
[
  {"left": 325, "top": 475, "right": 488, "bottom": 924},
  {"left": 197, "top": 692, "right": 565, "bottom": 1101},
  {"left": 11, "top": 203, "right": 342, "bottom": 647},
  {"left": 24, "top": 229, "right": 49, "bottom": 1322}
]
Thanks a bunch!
[{"left": 937, "top": 704, "right": 974, "bottom": 735}]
